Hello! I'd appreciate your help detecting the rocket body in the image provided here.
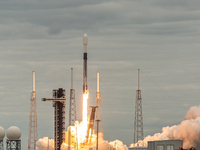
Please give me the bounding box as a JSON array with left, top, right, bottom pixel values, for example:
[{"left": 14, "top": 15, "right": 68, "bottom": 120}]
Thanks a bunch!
[{"left": 83, "top": 33, "right": 88, "bottom": 94}]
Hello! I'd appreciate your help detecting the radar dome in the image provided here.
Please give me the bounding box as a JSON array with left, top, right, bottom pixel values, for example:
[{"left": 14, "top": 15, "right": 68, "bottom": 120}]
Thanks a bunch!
[
  {"left": 0, "top": 126, "right": 5, "bottom": 140},
  {"left": 6, "top": 126, "right": 21, "bottom": 140}
]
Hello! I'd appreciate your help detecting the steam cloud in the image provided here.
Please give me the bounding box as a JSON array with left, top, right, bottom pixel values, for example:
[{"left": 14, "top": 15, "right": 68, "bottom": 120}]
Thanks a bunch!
[
  {"left": 36, "top": 137, "right": 54, "bottom": 150},
  {"left": 36, "top": 105, "right": 200, "bottom": 150},
  {"left": 130, "top": 105, "right": 200, "bottom": 150},
  {"left": 36, "top": 132, "right": 128, "bottom": 150}
]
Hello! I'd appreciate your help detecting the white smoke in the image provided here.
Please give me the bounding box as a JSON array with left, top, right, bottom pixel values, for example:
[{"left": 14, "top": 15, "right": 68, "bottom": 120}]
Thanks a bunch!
[
  {"left": 184, "top": 105, "right": 200, "bottom": 120},
  {"left": 36, "top": 137, "right": 54, "bottom": 150},
  {"left": 109, "top": 139, "right": 128, "bottom": 150},
  {"left": 90, "top": 138, "right": 128, "bottom": 150},
  {"left": 130, "top": 105, "right": 200, "bottom": 150},
  {"left": 36, "top": 132, "right": 128, "bottom": 150},
  {"left": 60, "top": 143, "right": 74, "bottom": 150}
]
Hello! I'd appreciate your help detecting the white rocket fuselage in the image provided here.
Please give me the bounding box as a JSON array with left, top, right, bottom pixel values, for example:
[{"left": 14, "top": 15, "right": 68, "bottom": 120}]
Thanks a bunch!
[{"left": 83, "top": 33, "right": 88, "bottom": 94}]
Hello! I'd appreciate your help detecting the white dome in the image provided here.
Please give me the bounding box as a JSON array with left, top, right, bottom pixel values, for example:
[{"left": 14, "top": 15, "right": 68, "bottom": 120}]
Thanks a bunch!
[
  {"left": 0, "top": 126, "right": 5, "bottom": 140},
  {"left": 6, "top": 126, "right": 21, "bottom": 140}
]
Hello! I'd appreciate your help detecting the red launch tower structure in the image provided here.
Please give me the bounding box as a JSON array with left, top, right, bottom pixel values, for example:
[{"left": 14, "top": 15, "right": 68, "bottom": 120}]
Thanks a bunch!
[
  {"left": 95, "top": 72, "right": 103, "bottom": 135},
  {"left": 28, "top": 71, "right": 38, "bottom": 150}
]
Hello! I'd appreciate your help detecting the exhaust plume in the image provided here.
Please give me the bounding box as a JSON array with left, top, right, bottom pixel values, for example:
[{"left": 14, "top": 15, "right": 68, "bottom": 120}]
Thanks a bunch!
[
  {"left": 36, "top": 137, "right": 54, "bottom": 150},
  {"left": 130, "top": 105, "right": 200, "bottom": 150},
  {"left": 36, "top": 132, "right": 128, "bottom": 150}
]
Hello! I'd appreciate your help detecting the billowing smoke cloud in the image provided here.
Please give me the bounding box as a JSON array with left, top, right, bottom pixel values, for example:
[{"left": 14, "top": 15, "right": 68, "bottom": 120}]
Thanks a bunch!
[
  {"left": 36, "top": 137, "right": 54, "bottom": 150},
  {"left": 184, "top": 105, "right": 200, "bottom": 120},
  {"left": 130, "top": 105, "right": 200, "bottom": 150},
  {"left": 87, "top": 132, "right": 128, "bottom": 150},
  {"left": 89, "top": 137, "right": 128, "bottom": 150},
  {"left": 109, "top": 139, "right": 128, "bottom": 150},
  {"left": 60, "top": 143, "right": 74, "bottom": 150},
  {"left": 36, "top": 132, "right": 128, "bottom": 150}
]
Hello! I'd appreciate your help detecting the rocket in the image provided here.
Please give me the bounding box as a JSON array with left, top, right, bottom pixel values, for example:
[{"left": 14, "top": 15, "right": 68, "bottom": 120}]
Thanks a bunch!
[{"left": 83, "top": 33, "right": 88, "bottom": 94}]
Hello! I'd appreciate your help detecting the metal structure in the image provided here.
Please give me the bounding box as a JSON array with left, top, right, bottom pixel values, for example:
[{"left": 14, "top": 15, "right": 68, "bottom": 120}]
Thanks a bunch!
[
  {"left": 0, "top": 140, "right": 3, "bottom": 150},
  {"left": 95, "top": 72, "right": 103, "bottom": 135},
  {"left": 96, "top": 119, "right": 101, "bottom": 150},
  {"left": 28, "top": 71, "right": 38, "bottom": 150},
  {"left": 6, "top": 140, "right": 21, "bottom": 150},
  {"left": 68, "top": 68, "right": 76, "bottom": 150},
  {"left": 69, "top": 68, "right": 76, "bottom": 125},
  {"left": 42, "top": 88, "right": 66, "bottom": 150},
  {"left": 85, "top": 106, "right": 98, "bottom": 145},
  {"left": 134, "top": 69, "right": 144, "bottom": 145}
]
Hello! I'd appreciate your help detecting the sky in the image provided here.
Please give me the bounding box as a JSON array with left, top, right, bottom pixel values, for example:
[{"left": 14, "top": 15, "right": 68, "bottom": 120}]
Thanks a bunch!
[{"left": 0, "top": 0, "right": 200, "bottom": 149}]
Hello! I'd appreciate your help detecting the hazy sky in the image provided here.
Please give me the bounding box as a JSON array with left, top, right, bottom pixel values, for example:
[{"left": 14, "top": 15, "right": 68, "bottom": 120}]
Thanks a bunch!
[{"left": 0, "top": 0, "right": 200, "bottom": 149}]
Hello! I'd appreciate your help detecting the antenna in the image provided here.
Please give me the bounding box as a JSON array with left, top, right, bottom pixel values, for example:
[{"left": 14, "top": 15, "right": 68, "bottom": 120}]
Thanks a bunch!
[
  {"left": 134, "top": 69, "right": 144, "bottom": 146},
  {"left": 71, "top": 68, "right": 73, "bottom": 89},
  {"left": 137, "top": 69, "right": 139, "bottom": 90}
]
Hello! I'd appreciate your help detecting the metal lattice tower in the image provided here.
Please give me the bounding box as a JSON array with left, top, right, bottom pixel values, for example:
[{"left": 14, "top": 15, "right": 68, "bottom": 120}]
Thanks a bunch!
[
  {"left": 95, "top": 72, "right": 103, "bottom": 135},
  {"left": 69, "top": 68, "right": 76, "bottom": 126},
  {"left": 7, "top": 140, "right": 21, "bottom": 150},
  {"left": 134, "top": 69, "right": 144, "bottom": 145},
  {"left": 42, "top": 88, "right": 66, "bottom": 150},
  {"left": 28, "top": 71, "right": 38, "bottom": 150},
  {"left": 0, "top": 139, "right": 3, "bottom": 150},
  {"left": 68, "top": 68, "right": 76, "bottom": 150}
]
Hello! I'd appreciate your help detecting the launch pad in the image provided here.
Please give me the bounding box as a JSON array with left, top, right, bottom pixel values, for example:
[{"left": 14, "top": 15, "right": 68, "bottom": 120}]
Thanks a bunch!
[{"left": 40, "top": 33, "right": 103, "bottom": 150}]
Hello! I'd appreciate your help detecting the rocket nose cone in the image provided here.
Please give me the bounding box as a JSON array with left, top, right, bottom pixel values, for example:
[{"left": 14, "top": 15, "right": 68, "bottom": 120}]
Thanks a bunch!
[
  {"left": 83, "top": 33, "right": 88, "bottom": 45},
  {"left": 84, "top": 33, "right": 87, "bottom": 37}
]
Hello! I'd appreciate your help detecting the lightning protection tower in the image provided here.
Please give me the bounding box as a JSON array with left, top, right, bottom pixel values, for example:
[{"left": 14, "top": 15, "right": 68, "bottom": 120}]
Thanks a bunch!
[
  {"left": 134, "top": 69, "right": 144, "bottom": 146},
  {"left": 28, "top": 71, "right": 38, "bottom": 150},
  {"left": 95, "top": 72, "right": 103, "bottom": 135},
  {"left": 69, "top": 68, "right": 76, "bottom": 125},
  {"left": 68, "top": 68, "right": 76, "bottom": 150}
]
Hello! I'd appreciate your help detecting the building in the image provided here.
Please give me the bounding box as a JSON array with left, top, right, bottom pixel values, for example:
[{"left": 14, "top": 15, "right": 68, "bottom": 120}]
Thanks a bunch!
[
  {"left": 129, "top": 146, "right": 147, "bottom": 150},
  {"left": 148, "top": 140, "right": 183, "bottom": 150},
  {"left": 129, "top": 140, "right": 183, "bottom": 150}
]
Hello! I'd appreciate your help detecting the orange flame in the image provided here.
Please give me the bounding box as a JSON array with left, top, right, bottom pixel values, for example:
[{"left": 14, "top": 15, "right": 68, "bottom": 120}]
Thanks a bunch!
[
  {"left": 63, "top": 93, "right": 98, "bottom": 149},
  {"left": 82, "top": 93, "right": 88, "bottom": 142}
]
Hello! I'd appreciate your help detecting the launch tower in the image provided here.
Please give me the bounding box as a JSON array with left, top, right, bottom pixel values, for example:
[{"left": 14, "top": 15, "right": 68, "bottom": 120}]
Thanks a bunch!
[
  {"left": 95, "top": 72, "right": 103, "bottom": 135},
  {"left": 28, "top": 71, "right": 38, "bottom": 150},
  {"left": 68, "top": 68, "right": 76, "bottom": 150},
  {"left": 42, "top": 88, "right": 66, "bottom": 150},
  {"left": 134, "top": 69, "right": 144, "bottom": 145}
]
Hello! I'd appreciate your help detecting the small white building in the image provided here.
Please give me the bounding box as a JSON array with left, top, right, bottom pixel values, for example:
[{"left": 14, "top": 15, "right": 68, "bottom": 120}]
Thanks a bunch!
[{"left": 148, "top": 140, "right": 183, "bottom": 150}]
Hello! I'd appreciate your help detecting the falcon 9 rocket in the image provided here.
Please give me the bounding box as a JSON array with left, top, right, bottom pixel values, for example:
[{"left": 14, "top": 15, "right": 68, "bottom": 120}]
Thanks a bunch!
[{"left": 83, "top": 33, "right": 88, "bottom": 95}]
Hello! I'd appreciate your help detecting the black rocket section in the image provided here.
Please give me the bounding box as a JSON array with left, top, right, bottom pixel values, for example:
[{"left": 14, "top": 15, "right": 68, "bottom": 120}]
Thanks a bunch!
[
  {"left": 83, "top": 52, "right": 87, "bottom": 94},
  {"left": 83, "top": 33, "right": 88, "bottom": 94}
]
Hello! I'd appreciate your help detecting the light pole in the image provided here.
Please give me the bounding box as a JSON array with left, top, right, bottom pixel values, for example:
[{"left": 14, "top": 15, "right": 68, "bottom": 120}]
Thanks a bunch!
[
  {"left": 96, "top": 119, "right": 101, "bottom": 150},
  {"left": 76, "top": 122, "right": 78, "bottom": 150},
  {"left": 47, "top": 137, "right": 49, "bottom": 150}
]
